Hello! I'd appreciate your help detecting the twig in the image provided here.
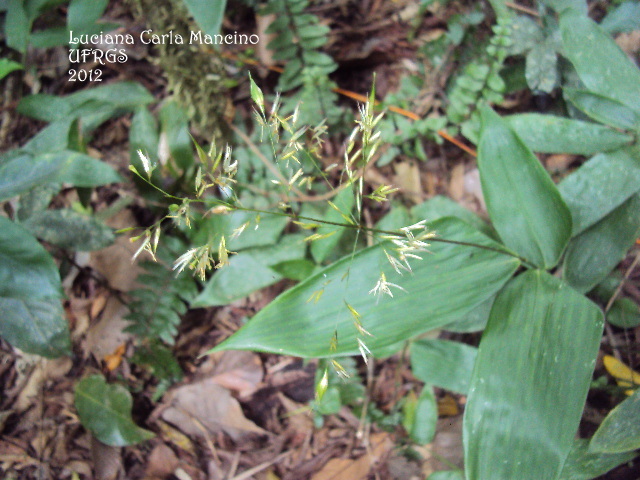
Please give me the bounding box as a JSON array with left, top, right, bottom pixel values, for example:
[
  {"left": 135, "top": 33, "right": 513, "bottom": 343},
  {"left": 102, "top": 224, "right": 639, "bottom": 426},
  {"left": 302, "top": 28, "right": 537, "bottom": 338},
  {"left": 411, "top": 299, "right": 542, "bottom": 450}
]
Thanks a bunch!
[
  {"left": 227, "top": 452, "right": 290, "bottom": 480},
  {"left": 505, "top": 2, "right": 539, "bottom": 17}
]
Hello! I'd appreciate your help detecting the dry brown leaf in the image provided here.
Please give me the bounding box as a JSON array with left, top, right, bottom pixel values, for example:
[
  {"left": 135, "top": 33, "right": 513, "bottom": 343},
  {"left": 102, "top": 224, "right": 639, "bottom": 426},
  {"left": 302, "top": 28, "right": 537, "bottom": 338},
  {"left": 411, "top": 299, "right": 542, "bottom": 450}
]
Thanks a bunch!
[
  {"left": 255, "top": 14, "right": 276, "bottom": 68},
  {"left": 160, "top": 377, "right": 267, "bottom": 442},
  {"left": 144, "top": 444, "right": 179, "bottom": 479},
  {"left": 156, "top": 420, "right": 196, "bottom": 456},
  {"left": 616, "top": 31, "right": 640, "bottom": 57},
  {"left": 394, "top": 161, "right": 423, "bottom": 204},
  {"left": 210, "top": 351, "right": 263, "bottom": 398},
  {"left": 432, "top": 416, "right": 464, "bottom": 471},
  {"left": 311, "top": 433, "right": 393, "bottom": 480},
  {"left": 91, "top": 436, "right": 122, "bottom": 480},
  {"left": 448, "top": 163, "right": 465, "bottom": 201},
  {"left": 463, "top": 168, "right": 486, "bottom": 213},
  {"left": 437, "top": 394, "right": 459, "bottom": 417}
]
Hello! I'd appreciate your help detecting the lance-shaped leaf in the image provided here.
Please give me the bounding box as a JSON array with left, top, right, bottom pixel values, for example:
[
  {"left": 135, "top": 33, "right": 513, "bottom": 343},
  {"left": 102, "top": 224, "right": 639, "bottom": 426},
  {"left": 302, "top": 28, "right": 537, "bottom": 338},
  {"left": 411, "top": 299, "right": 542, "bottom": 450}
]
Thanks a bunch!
[
  {"left": 207, "top": 217, "right": 519, "bottom": 358},
  {"left": 464, "top": 270, "right": 604, "bottom": 480},
  {"left": 75, "top": 374, "right": 155, "bottom": 447},
  {"left": 560, "top": 10, "right": 640, "bottom": 114},
  {"left": 505, "top": 114, "right": 632, "bottom": 155},
  {"left": 478, "top": 105, "right": 572, "bottom": 268},
  {"left": 563, "top": 88, "right": 639, "bottom": 131},
  {"left": 559, "top": 438, "right": 636, "bottom": 479},
  {"left": 563, "top": 194, "right": 640, "bottom": 293},
  {"left": 411, "top": 338, "right": 477, "bottom": 395},
  {"left": 559, "top": 147, "right": 640, "bottom": 235},
  {"left": 590, "top": 388, "right": 640, "bottom": 454}
]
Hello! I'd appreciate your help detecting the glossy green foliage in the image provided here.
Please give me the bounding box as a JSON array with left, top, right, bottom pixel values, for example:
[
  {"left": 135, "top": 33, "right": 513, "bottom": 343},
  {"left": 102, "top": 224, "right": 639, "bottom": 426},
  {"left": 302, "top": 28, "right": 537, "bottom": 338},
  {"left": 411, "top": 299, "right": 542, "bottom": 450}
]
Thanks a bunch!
[
  {"left": 590, "top": 388, "right": 640, "bottom": 454},
  {"left": 505, "top": 114, "right": 632, "bottom": 155},
  {"left": 411, "top": 339, "right": 477, "bottom": 395},
  {"left": 560, "top": 9, "right": 640, "bottom": 114},
  {"left": 563, "top": 194, "right": 640, "bottom": 293},
  {"left": 0, "top": 217, "right": 70, "bottom": 357},
  {"left": 23, "top": 209, "right": 114, "bottom": 251},
  {"left": 477, "top": 105, "right": 572, "bottom": 268},
  {"left": 559, "top": 439, "right": 636, "bottom": 480},
  {"left": 559, "top": 148, "right": 640, "bottom": 236},
  {"left": 464, "top": 270, "right": 604, "bottom": 480},
  {"left": 209, "top": 218, "right": 519, "bottom": 358},
  {"left": 75, "top": 375, "right": 154, "bottom": 446}
]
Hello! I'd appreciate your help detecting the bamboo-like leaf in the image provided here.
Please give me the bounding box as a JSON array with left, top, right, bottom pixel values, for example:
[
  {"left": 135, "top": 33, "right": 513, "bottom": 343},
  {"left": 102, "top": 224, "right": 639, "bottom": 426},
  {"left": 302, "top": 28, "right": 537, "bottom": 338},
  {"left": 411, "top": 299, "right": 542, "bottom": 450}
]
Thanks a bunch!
[
  {"left": 411, "top": 339, "right": 477, "bottom": 395},
  {"left": 559, "top": 147, "right": 640, "bottom": 236},
  {"left": 464, "top": 270, "right": 604, "bottom": 480},
  {"left": 560, "top": 10, "right": 640, "bottom": 114},
  {"left": 590, "top": 389, "right": 640, "bottom": 454},
  {"left": 559, "top": 438, "right": 636, "bottom": 479},
  {"left": 563, "top": 194, "right": 640, "bottom": 293},
  {"left": 505, "top": 114, "right": 632, "bottom": 155},
  {"left": 563, "top": 88, "right": 639, "bottom": 131},
  {"left": 207, "top": 218, "right": 519, "bottom": 358},
  {"left": 478, "top": 105, "right": 572, "bottom": 268}
]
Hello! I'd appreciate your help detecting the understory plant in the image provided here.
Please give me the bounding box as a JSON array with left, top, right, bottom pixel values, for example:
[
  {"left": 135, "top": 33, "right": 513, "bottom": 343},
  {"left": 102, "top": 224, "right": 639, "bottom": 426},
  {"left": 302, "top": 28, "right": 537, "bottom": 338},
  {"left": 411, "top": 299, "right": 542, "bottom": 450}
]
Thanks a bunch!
[{"left": 132, "top": 3, "right": 640, "bottom": 479}]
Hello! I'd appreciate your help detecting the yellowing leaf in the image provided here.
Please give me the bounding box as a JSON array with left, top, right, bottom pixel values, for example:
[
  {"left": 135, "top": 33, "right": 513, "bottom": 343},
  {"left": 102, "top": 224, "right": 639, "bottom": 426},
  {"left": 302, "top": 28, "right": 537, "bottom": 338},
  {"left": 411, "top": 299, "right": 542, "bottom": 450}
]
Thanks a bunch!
[{"left": 603, "top": 355, "right": 640, "bottom": 395}]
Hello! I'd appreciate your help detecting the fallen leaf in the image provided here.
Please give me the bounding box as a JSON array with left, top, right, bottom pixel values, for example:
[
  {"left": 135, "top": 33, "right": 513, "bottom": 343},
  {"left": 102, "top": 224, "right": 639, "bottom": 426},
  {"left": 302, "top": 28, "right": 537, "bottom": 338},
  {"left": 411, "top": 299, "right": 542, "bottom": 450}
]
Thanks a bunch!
[
  {"left": 394, "top": 161, "right": 423, "bottom": 204},
  {"left": 104, "top": 343, "right": 126, "bottom": 371},
  {"left": 144, "top": 443, "right": 179, "bottom": 479},
  {"left": 448, "top": 163, "right": 465, "bottom": 201},
  {"left": 160, "top": 377, "right": 267, "bottom": 441},
  {"left": 210, "top": 351, "right": 263, "bottom": 397},
  {"left": 91, "top": 436, "right": 122, "bottom": 480},
  {"left": 311, "top": 433, "right": 393, "bottom": 480},
  {"left": 603, "top": 354, "right": 640, "bottom": 395}
]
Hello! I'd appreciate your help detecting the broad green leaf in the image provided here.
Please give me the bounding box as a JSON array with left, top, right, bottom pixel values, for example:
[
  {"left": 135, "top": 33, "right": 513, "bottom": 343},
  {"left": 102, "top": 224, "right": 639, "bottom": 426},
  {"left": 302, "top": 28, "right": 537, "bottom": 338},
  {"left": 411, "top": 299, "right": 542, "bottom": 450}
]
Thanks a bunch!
[
  {"left": 560, "top": 10, "right": 640, "bottom": 114},
  {"left": 559, "top": 147, "right": 640, "bottom": 235},
  {"left": 543, "top": 0, "right": 587, "bottom": 14},
  {"left": 428, "top": 472, "right": 465, "bottom": 480},
  {"left": 525, "top": 39, "right": 558, "bottom": 93},
  {"left": 311, "top": 187, "right": 355, "bottom": 264},
  {"left": 18, "top": 93, "right": 70, "bottom": 122},
  {"left": 445, "top": 295, "right": 493, "bottom": 332},
  {"left": 412, "top": 195, "right": 494, "bottom": 239},
  {"left": 0, "top": 296, "right": 70, "bottom": 358},
  {"left": 67, "top": 0, "right": 108, "bottom": 32},
  {"left": 607, "top": 298, "right": 640, "bottom": 329},
  {"left": 23, "top": 119, "right": 73, "bottom": 154},
  {"left": 270, "top": 258, "right": 317, "bottom": 281},
  {"left": 192, "top": 234, "right": 306, "bottom": 307},
  {"left": 411, "top": 338, "right": 477, "bottom": 395},
  {"left": 208, "top": 218, "right": 519, "bottom": 358},
  {"left": 75, "top": 374, "right": 154, "bottom": 446},
  {"left": 53, "top": 150, "right": 122, "bottom": 186},
  {"left": 600, "top": 1, "right": 640, "bottom": 35},
  {"left": 191, "top": 210, "right": 289, "bottom": 252},
  {"left": 564, "top": 88, "right": 639, "bottom": 131},
  {"left": 478, "top": 105, "right": 572, "bottom": 268},
  {"left": 159, "top": 100, "right": 192, "bottom": 170},
  {"left": 16, "top": 183, "right": 59, "bottom": 221},
  {"left": 0, "top": 216, "right": 62, "bottom": 300},
  {"left": 0, "top": 152, "right": 65, "bottom": 201},
  {"left": 508, "top": 15, "right": 543, "bottom": 55},
  {"left": 464, "top": 270, "right": 604, "bottom": 480},
  {"left": 564, "top": 194, "right": 640, "bottom": 293},
  {"left": 408, "top": 386, "right": 438, "bottom": 445},
  {"left": 505, "top": 114, "right": 632, "bottom": 155},
  {"left": 182, "top": 0, "right": 227, "bottom": 39},
  {"left": 6, "top": 0, "right": 30, "bottom": 53},
  {"left": 23, "top": 209, "right": 115, "bottom": 251},
  {"left": 375, "top": 204, "right": 412, "bottom": 232},
  {"left": 559, "top": 438, "right": 636, "bottom": 479},
  {"left": 590, "top": 388, "right": 640, "bottom": 454},
  {"left": 29, "top": 26, "right": 71, "bottom": 48},
  {"left": 0, "top": 58, "right": 23, "bottom": 80}
]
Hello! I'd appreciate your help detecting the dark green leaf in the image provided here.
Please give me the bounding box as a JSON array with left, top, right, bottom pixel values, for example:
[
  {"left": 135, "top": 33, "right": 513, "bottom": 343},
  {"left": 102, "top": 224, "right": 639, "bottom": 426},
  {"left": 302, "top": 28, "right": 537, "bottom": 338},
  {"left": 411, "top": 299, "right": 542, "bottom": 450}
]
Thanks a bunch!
[
  {"left": 559, "top": 438, "right": 636, "bottom": 479},
  {"left": 75, "top": 374, "right": 155, "bottom": 446},
  {"left": 23, "top": 209, "right": 114, "bottom": 251},
  {"left": 18, "top": 94, "right": 70, "bottom": 122},
  {"left": 590, "top": 388, "right": 640, "bottom": 453},
  {"left": 67, "top": 0, "right": 108, "bottom": 32},
  {"left": 0, "top": 58, "right": 23, "bottom": 79},
  {"left": 182, "top": 0, "right": 227, "bottom": 38},
  {"left": 410, "top": 386, "right": 438, "bottom": 445},
  {"left": 505, "top": 114, "right": 632, "bottom": 155},
  {"left": 0, "top": 296, "right": 70, "bottom": 358},
  {"left": 411, "top": 339, "right": 477, "bottom": 395},
  {"left": 16, "top": 183, "right": 59, "bottom": 221},
  {"left": 0, "top": 152, "right": 65, "bottom": 201},
  {"left": 464, "top": 270, "right": 604, "bottom": 480},
  {"left": 559, "top": 147, "right": 640, "bottom": 235},
  {"left": 560, "top": 10, "right": 640, "bottom": 114},
  {"left": 564, "top": 88, "right": 639, "bottom": 131},
  {"left": 564, "top": 194, "right": 640, "bottom": 293},
  {"left": 600, "top": 2, "right": 640, "bottom": 35},
  {"left": 508, "top": 15, "right": 543, "bottom": 55},
  {"left": 53, "top": 150, "right": 122, "bottom": 186},
  {"left": 412, "top": 195, "right": 494, "bottom": 239},
  {"left": 29, "top": 26, "right": 70, "bottom": 48},
  {"left": 0, "top": 216, "right": 62, "bottom": 300},
  {"left": 478, "top": 105, "right": 572, "bottom": 268},
  {"left": 192, "top": 234, "right": 306, "bottom": 307},
  {"left": 208, "top": 218, "right": 519, "bottom": 358},
  {"left": 607, "top": 298, "right": 640, "bottom": 329},
  {"left": 445, "top": 295, "right": 494, "bottom": 332},
  {"left": 23, "top": 119, "right": 73, "bottom": 154},
  {"left": 6, "top": 0, "right": 30, "bottom": 53},
  {"left": 270, "top": 259, "right": 317, "bottom": 281},
  {"left": 311, "top": 187, "right": 355, "bottom": 264},
  {"left": 159, "top": 101, "right": 192, "bottom": 169}
]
